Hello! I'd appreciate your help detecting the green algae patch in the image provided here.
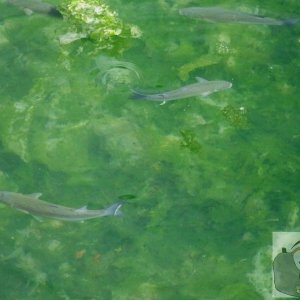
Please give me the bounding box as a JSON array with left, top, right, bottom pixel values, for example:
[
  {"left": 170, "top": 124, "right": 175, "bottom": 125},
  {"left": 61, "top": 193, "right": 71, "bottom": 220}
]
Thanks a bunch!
[
  {"left": 178, "top": 54, "right": 221, "bottom": 81},
  {"left": 0, "top": 0, "right": 300, "bottom": 299},
  {"left": 0, "top": 73, "right": 102, "bottom": 175},
  {"left": 58, "top": 0, "right": 142, "bottom": 52},
  {"left": 222, "top": 105, "right": 249, "bottom": 129},
  {"left": 220, "top": 283, "right": 261, "bottom": 299},
  {"left": 179, "top": 129, "right": 202, "bottom": 154}
]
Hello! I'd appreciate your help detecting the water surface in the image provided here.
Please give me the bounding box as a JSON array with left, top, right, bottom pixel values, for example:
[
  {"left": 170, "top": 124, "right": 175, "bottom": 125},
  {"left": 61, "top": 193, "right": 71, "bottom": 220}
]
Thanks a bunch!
[{"left": 0, "top": 0, "right": 299, "bottom": 299}]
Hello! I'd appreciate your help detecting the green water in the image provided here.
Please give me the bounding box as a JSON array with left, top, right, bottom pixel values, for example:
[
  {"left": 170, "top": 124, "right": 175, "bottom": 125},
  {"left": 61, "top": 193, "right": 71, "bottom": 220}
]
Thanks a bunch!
[{"left": 0, "top": 0, "right": 299, "bottom": 299}]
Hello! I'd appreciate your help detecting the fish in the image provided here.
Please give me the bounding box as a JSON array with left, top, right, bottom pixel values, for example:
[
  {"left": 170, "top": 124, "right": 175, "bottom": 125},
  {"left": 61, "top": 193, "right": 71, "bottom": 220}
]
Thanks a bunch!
[
  {"left": 179, "top": 7, "right": 298, "bottom": 26},
  {"left": 0, "top": 191, "right": 122, "bottom": 221},
  {"left": 131, "top": 77, "right": 232, "bottom": 103},
  {"left": 7, "top": 0, "right": 63, "bottom": 18}
]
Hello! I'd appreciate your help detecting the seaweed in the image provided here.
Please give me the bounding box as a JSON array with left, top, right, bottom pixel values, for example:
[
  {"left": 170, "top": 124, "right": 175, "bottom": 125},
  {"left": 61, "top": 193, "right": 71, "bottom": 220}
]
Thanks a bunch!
[
  {"left": 58, "top": 0, "right": 142, "bottom": 52},
  {"left": 221, "top": 105, "right": 249, "bottom": 129},
  {"left": 179, "top": 129, "right": 202, "bottom": 154}
]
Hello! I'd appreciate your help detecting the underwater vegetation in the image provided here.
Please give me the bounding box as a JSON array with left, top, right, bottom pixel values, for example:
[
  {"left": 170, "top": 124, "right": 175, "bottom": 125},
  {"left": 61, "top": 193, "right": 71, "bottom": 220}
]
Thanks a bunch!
[
  {"left": 222, "top": 105, "right": 249, "bottom": 129},
  {"left": 178, "top": 54, "right": 221, "bottom": 81},
  {"left": 179, "top": 129, "right": 202, "bottom": 154},
  {"left": 0, "top": 0, "right": 299, "bottom": 299},
  {"left": 58, "top": 0, "right": 142, "bottom": 52}
]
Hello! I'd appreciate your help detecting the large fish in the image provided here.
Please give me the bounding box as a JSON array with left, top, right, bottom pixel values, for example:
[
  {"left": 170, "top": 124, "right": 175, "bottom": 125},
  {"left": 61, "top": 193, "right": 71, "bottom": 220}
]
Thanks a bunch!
[
  {"left": 7, "top": 0, "right": 63, "bottom": 18},
  {"left": 0, "top": 191, "right": 122, "bottom": 221},
  {"left": 179, "top": 7, "right": 298, "bottom": 26},
  {"left": 131, "top": 77, "right": 232, "bottom": 103}
]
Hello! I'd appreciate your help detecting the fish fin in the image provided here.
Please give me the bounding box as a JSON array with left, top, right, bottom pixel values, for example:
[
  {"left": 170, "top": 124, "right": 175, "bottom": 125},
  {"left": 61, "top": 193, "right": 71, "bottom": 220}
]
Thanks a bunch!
[
  {"left": 16, "top": 208, "right": 30, "bottom": 214},
  {"left": 32, "top": 215, "right": 43, "bottom": 222},
  {"left": 24, "top": 8, "right": 34, "bottom": 16},
  {"left": 27, "top": 193, "right": 42, "bottom": 199},
  {"left": 202, "top": 91, "right": 212, "bottom": 97},
  {"left": 196, "top": 77, "right": 209, "bottom": 83},
  {"left": 203, "top": 18, "right": 217, "bottom": 23},
  {"left": 75, "top": 206, "right": 88, "bottom": 212},
  {"left": 118, "top": 194, "right": 136, "bottom": 200},
  {"left": 105, "top": 202, "right": 123, "bottom": 217}
]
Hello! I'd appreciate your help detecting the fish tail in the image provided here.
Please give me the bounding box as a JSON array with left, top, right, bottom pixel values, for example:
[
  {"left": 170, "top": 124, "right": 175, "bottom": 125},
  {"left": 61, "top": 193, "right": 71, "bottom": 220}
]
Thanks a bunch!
[
  {"left": 105, "top": 202, "right": 123, "bottom": 216},
  {"left": 282, "top": 18, "right": 299, "bottom": 26}
]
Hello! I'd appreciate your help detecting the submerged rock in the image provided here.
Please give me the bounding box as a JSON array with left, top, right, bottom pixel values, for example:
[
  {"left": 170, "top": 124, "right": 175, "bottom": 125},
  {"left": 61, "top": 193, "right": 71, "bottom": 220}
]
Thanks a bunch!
[
  {"left": 59, "top": 0, "right": 142, "bottom": 52},
  {"left": 93, "top": 55, "right": 141, "bottom": 90}
]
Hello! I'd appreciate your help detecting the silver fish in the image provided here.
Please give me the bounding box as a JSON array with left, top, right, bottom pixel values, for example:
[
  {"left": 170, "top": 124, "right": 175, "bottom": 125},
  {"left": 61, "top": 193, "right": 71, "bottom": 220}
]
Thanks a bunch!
[
  {"left": 0, "top": 191, "right": 122, "bottom": 221},
  {"left": 131, "top": 77, "right": 232, "bottom": 103},
  {"left": 179, "top": 7, "right": 298, "bottom": 26},
  {"left": 7, "top": 0, "right": 62, "bottom": 18}
]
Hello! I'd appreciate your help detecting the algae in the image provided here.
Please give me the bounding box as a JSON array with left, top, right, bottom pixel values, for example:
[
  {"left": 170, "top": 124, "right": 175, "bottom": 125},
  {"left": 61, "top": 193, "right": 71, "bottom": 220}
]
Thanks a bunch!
[
  {"left": 221, "top": 105, "right": 249, "bottom": 129},
  {"left": 58, "top": 0, "right": 142, "bottom": 52},
  {"left": 0, "top": 0, "right": 299, "bottom": 299},
  {"left": 179, "top": 129, "right": 202, "bottom": 154},
  {"left": 178, "top": 54, "right": 221, "bottom": 81}
]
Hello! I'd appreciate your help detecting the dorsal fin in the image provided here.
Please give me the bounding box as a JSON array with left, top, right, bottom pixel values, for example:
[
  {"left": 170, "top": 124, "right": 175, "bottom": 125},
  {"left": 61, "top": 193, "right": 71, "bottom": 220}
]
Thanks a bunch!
[
  {"left": 75, "top": 206, "right": 88, "bottom": 212},
  {"left": 24, "top": 8, "right": 34, "bottom": 16},
  {"left": 27, "top": 193, "right": 42, "bottom": 199},
  {"left": 196, "top": 77, "right": 209, "bottom": 83}
]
